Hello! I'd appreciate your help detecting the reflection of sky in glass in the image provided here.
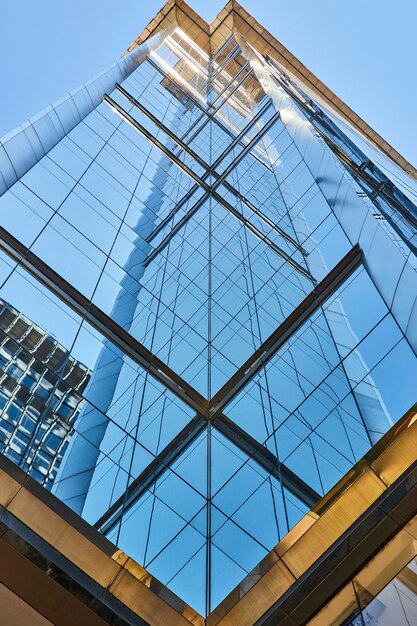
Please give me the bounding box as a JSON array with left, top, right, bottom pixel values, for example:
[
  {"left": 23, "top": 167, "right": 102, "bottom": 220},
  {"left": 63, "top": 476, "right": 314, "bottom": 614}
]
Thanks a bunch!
[{"left": 0, "top": 26, "right": 416, "bottom": 617}]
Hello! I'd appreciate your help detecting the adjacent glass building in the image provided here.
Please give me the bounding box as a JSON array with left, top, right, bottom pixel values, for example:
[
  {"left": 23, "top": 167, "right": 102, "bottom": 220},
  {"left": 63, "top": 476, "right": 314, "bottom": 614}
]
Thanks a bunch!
[
  {"left": 0, "top": 2, "right": 416, "bottom": 624},
  {"left": 0, "top": 298, "right": 90, "bottom": 488}
]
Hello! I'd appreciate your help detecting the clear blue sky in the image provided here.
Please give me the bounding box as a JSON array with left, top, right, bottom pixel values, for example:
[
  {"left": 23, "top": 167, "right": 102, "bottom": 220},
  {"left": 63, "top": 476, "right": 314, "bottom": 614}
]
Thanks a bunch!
[{"left": 1, "top": 0, "right": 416, "bottom": 167}]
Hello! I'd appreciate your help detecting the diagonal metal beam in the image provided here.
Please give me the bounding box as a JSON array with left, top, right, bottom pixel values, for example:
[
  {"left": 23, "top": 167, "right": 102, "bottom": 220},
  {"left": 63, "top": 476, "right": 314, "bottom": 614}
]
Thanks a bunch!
[
  {"left": 105, "top": 96, "right": 312, "bottom": 278},
  {"left": 94, "top": 412, "right": 320, "bottom": 536},
  {"left": 209, "top": 62, "right": 251, "bottom": 110},
  {"left": 208, "top": 244, "right": 363, "bottom": 420},
  {"left": 179, "top": 112, "right": 211, "bottom": 146},
  {"left": 215, "top": 413, "right": 321, "bottom": 508},
  {"left": 0, "top": 219, "right": 322, "bottom": 532},
  {"left": 145, "top": 172, "right": 298, "bottom": 253},
  {"left": 115, "top": 83, "right": 211, "bottom": 172},
  {"left": 211, "top": 190, "right": 315, "bottom": 282},
  {"left": 145, "top": 191, "right": 210, "bottom": 265},
  {"left": 211, "top": 44, "right": 240, "bottom": 81},
  {"left": 107, "top": 95, "right": 294, "bottom": 273},
  {"left": 213, "top": 108, "right": 280, "bottom": 187},
  {"left": 94, "top": 415, "right": 207, "bottom": 534},
  {"left": 113, "top": 88, "right": 264, "bottom": 254},
  {"left": 210, "top": 99, "right": 274, "bottom": 173},
  {"left": 143, "top": 182, "right": 312, "bottom": 280},
  {"left": 104, "top": 95, "right": 211, "bottom": 190},
  {"left": 211, "top": 34, "right": 235, "bottom": 61},
  {"left": 0, "top": 226, "right": 209, "bottom": 418},
  {"left": 146, "top": 173, "right": 303, "bottom": 255},
  {"left": 116, "top": 81, "right": 269, "bottom": 180},
  {"left": 131, "top": 106, "right": 281, "bottom": 248},
  {"left": 221, "top": 180, "right": 306, "bottom": 253},
  {"left": 143, "top": 149, "right": 308, "bottom": 278},
  {"left": 179, "top": 110, "right": 272, "bottom": 174},
  {"left": 145, "top": 182, "right": 203, "bottom": 244},
  {"left": 147, "top": 56, "right": 272, "bottom": 171}
]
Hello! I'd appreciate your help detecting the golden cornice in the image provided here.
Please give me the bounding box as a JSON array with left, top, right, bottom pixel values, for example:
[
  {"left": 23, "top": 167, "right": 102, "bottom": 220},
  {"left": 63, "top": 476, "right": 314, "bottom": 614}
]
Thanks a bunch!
[{"left": 123, "top": 0, "right": 417, "bottom": 182}]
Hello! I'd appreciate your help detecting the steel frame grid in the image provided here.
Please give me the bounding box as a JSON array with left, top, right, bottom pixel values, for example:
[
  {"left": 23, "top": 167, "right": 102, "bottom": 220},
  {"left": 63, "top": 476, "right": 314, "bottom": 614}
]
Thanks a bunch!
[
  {"left": 0, "top": 219, "right": 362, "bottom": 546},
  {"left": 106, "top": 90, "right": 313, "bottom": 281}
]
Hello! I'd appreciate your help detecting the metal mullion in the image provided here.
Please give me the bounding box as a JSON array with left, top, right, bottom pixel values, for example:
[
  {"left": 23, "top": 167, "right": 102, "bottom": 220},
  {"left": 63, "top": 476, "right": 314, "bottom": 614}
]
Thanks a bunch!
[
  {"left": 164, "top": 38, "right": 210, "bottom": 100},
  {"left": 165, "top": 36, "right": 210, "bottom": 82},
  {"left": 209, "top": 62, "right": 251, "bottom": 110},
  {"left": 212, "top": 107, "right": 279, "bottom": 185},
  {"left": 320, "top": 131, "right": 417, "bottom": 236},
  {"left": 94, "top": 415, "right": 207, "bottom": 534},
  {"left": 211, "top": 190, "right": 314, "bottom": 281},
  {"left": 146, "top": 56, "right": 250, "bottom": 141},
  {"left": 0, "top": 225, "right": 209, "bottom": 418},
  {"left": 208, "top": 245, "right": 363, "bottom": 419},
  {"left": 145, "top": 192, "right": 210, "bottom": 265},
  {"left": 237, "top": 144, "right": 273, "bottom": 171},
  {"left": 221, "top": 180, "right": 306, "bottom": 253},
  {"left": 211, "top": 45, "right": 240, "bottom": 81},
  {"left": 177, "top": 119, "right": 211, "bottom": 159},
  {"left": 266, "top": 58, "right": 417, "bottom": 236},
  {"left": 93, "top": 407, "right": 320, "bottom": 536},
  {"left": 115, "top": 84, "right": 211, "bottom": 172},
  {"left": 147, "top": 55, "right": 217, "bottom": 123},
  {"left": 214, "top": 414, "right": 320, "bottom": 509},
  {"left": 218, "top": 410, "right": 417, "bottom": 626},
  {"left": 211, "top": 34, "right": 235, "bottom": 61},
  {"left": 146, "top": 56, "right": 210, "bottom": 114},
  {"left": 146, "top": 56, "right": 270, "bottom": 171},
  {"left": 110, "top": 98, "right": 293, "bottom": 269},
  {"left": 179, "top": 111, "right": 206, "bottom": 143},
  {"left": 146, "top": 182, "right": 311, "bottom": 278},
  {"left": 143, "top": 181, "right": 309, "bottom": 280},
  {"left": 146, "top": 182, "right": 202, "bottom": 243},
  {"left": 211, "top": 100, "right": 273, "bottom": 172},
  {"left": 104, "top": 95, "right": 210, "bottom": 190},
  {"left": 201, "top": 45, "right": 242, "bottom": 94},
  {"left": 108, "top": 99, "right": 302, "bottom": 271},
  {"left": 212, "top": 44, "right": 239, "bottom": 77},
  {"left": 112, "top": 84, "right": 306, "bottom": 278},
  {"left": 180, "top": 110, "right": 271, "bottom": 175},
  {"left": 206, "top": 51, "right": 214, "bottom": 613}
]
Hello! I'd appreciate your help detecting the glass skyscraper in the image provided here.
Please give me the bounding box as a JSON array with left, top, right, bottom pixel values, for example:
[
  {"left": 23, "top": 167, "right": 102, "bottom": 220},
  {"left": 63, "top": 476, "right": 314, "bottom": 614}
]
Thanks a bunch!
[{"left": 0, "top": 2, "right": 417, "bottom": 624}]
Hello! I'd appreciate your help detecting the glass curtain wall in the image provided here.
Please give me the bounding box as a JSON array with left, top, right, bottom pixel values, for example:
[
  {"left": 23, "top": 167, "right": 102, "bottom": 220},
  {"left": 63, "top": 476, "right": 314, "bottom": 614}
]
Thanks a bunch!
[{"left": 0, "top": 26, "right": 416, "bottom": 616}]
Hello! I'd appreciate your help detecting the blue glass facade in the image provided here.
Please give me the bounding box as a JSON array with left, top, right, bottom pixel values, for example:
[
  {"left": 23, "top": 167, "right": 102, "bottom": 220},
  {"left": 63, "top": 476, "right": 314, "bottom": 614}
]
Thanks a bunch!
[{"left": 1, "top": 11, "right": 417, "bottom": 618}]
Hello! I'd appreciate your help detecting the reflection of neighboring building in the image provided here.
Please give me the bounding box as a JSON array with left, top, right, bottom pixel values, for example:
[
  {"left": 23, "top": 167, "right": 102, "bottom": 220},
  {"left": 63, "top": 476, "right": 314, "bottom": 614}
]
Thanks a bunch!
[{"left": 0, "top": 299, "right": 90, "bottom": 489}]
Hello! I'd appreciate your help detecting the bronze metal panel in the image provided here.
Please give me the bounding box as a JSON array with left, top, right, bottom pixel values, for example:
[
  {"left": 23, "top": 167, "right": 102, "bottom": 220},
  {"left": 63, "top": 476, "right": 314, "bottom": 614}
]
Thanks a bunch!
[
  {"left": 280, "top": 468, "right": 387, "bottom": 577},
  {"left": 207, "top": 558, "right": 295, "bottom": 626},
  {"left": 0, "top": 540, "right": 109, "bottom": 626},
  {"left": 0, "top": 459, "right": 201, "bottom": 625},
  {"left": 109, "top": 569, "right": 196, "bottom": 626},
  {"left": 6, "top": 487, "right": 123, "bottom": 589}
]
